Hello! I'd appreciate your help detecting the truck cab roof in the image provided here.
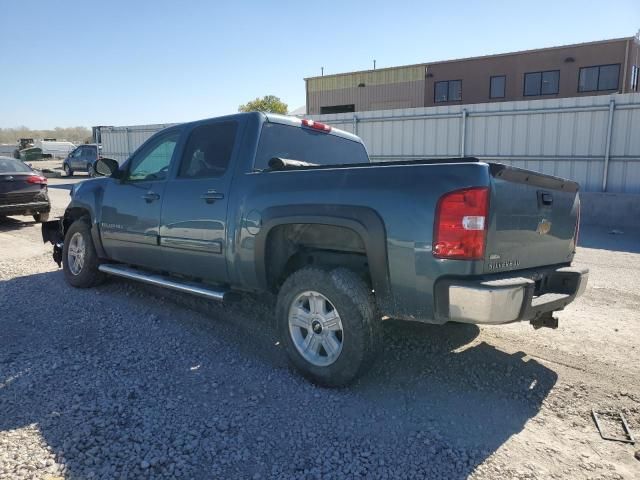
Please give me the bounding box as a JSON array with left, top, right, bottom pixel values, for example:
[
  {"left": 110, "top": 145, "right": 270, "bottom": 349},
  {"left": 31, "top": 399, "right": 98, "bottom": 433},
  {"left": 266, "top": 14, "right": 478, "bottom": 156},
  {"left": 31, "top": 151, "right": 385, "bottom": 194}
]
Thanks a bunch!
[
  {"left": 262, "top": 113, "right": 363, "bottom": 144},
  {"left": 179, "top": 112, "right": 363, "bottom": 145}
]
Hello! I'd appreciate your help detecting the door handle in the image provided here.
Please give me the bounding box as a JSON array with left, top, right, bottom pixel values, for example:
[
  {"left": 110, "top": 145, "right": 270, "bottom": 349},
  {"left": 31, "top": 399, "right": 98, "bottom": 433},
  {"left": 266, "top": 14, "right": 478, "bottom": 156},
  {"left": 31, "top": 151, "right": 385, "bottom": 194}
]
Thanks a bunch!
[
  {"left": 540, "top": 192, "right": 553, "bottom": 206},
  {"left": 200, "top": 190, "right": 224, "bottom": 204},
  {"left": 141, "top": 192, "right": 160, "bottom": 203}
]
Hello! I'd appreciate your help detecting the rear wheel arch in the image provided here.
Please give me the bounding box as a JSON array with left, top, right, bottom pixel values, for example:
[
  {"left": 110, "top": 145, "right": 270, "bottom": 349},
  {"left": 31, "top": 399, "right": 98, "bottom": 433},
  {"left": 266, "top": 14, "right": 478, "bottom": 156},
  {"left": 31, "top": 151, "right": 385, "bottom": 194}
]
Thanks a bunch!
[
  {"left": 255, "top": 205, "right": 392, "bottom": 304},
  {"left": 265, "top": 223, "right": 370, "bottom": 289}
]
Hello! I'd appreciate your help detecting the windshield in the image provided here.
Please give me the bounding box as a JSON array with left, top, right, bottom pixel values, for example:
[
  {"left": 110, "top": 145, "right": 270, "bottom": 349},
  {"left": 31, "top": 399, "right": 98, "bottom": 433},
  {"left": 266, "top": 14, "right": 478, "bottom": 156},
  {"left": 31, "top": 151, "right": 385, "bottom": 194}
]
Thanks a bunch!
[
  {"left": 0, "top": 157, "right": 32, "bottom": 173},
  {"left": 254, "top": 123, "right": 369, "bottom": 170}
]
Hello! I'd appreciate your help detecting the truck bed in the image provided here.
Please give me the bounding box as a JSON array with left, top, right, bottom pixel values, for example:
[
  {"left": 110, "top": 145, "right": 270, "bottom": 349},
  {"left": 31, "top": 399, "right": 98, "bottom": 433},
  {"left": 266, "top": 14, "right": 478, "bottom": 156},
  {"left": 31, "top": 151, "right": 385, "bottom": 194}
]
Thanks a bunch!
[{"left": 263, "top": 156, "right": 580, "bottom": 275}]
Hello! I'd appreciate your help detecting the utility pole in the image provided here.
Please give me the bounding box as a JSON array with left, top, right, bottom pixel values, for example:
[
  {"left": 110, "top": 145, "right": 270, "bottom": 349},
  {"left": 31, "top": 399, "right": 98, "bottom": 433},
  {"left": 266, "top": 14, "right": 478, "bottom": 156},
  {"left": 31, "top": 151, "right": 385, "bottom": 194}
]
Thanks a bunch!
[
  {"left": 321, "top": 67, "right": 324, "bottom": 76},
  {"left": 373, "top": 59, "right": 376, "bottom": 70}
]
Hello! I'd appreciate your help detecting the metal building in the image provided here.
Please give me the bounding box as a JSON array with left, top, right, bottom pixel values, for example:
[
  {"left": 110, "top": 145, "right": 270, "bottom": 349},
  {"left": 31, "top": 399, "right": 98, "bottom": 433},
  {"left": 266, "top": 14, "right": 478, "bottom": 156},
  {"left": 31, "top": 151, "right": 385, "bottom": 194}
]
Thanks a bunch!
[{"left": 306, "top": 35, "right": 640, "bottom": 115}]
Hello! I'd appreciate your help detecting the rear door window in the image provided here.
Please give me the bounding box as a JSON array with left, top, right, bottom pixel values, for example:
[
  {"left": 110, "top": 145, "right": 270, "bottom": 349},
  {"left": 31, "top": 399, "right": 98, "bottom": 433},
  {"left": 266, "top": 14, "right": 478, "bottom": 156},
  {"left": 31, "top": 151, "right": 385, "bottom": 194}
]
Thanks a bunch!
[
  {"left": 178, "top": 122, "right": 238, "bottom": 178},
  {"left": 84, "top": 146, "right": 96, "bottom": 160},
  {"left": 254, "top": 123, "right": 368, "bottom": 171}
]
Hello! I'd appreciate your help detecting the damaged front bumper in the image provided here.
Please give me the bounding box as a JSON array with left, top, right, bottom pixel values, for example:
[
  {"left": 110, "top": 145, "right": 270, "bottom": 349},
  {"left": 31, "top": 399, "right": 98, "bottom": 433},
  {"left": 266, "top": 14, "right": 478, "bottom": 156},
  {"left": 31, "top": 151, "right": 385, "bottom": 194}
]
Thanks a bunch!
[{"left": 42, "top": 218, "right": 64, "bottom": 267}]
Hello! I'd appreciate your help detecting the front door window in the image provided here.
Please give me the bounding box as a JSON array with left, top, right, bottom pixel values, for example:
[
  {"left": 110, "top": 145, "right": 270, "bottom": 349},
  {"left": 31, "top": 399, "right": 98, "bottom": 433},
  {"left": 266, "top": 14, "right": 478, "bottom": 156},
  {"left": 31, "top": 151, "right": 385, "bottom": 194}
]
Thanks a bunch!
[{"left": 127, "top": 134, "right": 179, "bottom": 181}]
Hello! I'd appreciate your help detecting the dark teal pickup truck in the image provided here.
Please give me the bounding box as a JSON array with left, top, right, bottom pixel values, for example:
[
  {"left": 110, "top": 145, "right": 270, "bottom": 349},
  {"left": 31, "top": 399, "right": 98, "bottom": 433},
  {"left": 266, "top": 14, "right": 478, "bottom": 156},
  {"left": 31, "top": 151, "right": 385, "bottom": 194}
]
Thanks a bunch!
[{"left": 43, "top": 112, "right": 588, "bottom": 386}]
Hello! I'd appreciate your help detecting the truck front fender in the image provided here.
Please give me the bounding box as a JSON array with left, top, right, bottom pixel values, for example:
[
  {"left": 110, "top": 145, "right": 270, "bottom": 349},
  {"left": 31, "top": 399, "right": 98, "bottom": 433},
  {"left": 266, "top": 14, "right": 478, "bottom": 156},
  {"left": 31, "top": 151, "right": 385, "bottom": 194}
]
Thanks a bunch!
[{"left": 62, "top": 180, "right": 108, "bottom": 259}]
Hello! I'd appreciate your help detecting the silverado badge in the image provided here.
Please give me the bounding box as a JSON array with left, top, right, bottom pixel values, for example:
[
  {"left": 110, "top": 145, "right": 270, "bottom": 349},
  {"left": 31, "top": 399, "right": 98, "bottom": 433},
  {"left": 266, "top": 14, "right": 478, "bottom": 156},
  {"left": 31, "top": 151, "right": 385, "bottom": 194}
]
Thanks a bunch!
[{"left": 487, "top": 259, "right": 520, "bottom": 271}]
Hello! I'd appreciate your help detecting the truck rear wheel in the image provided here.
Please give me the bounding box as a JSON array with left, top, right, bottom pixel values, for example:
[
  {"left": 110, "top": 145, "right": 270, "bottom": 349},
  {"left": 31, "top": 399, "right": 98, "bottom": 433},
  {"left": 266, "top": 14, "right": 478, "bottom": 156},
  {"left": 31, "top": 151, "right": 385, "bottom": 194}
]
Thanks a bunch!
[
  {"left": 276, "top": 266, "right": 380, "bottom": 387},
  {"left": 62, "top": 220, "right": 105, "bottom": 288}
]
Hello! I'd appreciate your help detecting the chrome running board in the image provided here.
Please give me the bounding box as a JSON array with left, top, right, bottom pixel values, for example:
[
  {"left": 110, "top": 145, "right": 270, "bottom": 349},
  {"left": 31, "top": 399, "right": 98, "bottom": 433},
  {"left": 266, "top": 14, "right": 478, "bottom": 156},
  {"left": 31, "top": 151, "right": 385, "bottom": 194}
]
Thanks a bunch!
[{"left": 98, "top": 264, "right": 227, "bottom": 301}]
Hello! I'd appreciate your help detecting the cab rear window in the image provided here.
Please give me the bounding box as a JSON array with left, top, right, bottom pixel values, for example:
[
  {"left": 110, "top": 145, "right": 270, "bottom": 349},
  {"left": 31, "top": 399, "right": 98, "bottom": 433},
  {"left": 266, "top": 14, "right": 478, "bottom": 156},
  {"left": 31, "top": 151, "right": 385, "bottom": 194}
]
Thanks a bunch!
[{"left": 254, "top": 123, "right": 368, "bottom": 171}]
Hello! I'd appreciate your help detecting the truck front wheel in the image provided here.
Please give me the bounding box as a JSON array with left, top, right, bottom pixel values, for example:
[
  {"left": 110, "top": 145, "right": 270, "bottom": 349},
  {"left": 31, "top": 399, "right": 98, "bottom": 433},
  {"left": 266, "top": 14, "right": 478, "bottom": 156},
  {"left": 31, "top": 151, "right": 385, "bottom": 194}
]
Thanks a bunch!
[
  {"left": 276, "top": 267, "right": 380, "bottom": 387},
  {"left": 62, "top": 220, "right": 105, "bottom": 288}
]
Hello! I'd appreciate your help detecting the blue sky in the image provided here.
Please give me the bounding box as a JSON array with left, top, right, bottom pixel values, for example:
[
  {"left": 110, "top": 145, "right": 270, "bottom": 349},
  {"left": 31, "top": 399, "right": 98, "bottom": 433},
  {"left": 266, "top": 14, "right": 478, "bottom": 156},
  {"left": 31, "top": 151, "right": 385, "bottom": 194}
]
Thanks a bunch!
[{"left": 2, "top": 0, "right": 639, "bottom": 129}]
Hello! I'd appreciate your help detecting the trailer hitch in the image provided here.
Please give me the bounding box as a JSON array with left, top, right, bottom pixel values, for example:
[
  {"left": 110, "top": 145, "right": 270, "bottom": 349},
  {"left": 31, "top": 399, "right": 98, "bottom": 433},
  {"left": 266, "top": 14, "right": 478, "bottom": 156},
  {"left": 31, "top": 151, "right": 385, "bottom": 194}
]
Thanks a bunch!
[{"left": 530, "top": 312, "right": 558, "bottom": 329}]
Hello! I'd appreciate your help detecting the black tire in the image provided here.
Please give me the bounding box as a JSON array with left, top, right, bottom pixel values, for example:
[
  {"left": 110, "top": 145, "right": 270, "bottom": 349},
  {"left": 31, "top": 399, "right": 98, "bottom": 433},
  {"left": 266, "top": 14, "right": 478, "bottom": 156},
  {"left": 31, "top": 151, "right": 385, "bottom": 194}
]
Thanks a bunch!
[
  {"left": 33, "top": 212, "right": 50, "bottom": 223},
  {"left": 64, "top": 163, "right": 73, "bottom": 177},
  {"left": 62, "top": 219, "right": 105, "bottom": 288},
  {"left": 276, "top": 266, "right": 381, "bottom": 387}
]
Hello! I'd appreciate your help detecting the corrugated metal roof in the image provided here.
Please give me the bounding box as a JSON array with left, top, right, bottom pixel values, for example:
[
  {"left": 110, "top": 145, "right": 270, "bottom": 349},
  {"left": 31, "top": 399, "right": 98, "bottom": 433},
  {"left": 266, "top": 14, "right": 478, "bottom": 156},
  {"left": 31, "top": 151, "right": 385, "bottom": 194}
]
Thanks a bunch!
[{"left": 307, "top": 65, "right": 425, "bottom": 93}]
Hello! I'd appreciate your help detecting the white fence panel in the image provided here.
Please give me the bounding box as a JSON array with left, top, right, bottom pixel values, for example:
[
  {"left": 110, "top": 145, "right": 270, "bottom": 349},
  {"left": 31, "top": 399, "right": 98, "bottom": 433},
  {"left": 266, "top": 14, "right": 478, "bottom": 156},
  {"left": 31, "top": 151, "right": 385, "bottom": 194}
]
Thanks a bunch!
[
  {"left": 99, "top": 124, "right": 176, "bottom": 164},
  {"left": 313, "top": 93, "right": 640, "bottom": 193},
  {"left": 94, "top": 93, "right": 640, "bottom": 193}
]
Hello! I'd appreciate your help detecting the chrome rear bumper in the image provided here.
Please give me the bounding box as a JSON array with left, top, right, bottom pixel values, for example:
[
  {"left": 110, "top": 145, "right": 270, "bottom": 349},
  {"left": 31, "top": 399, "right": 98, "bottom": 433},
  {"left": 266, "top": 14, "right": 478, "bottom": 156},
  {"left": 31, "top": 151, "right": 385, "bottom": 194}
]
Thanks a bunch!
[{"left": 436, "top": 266, "right": 589, "bottom": 325}]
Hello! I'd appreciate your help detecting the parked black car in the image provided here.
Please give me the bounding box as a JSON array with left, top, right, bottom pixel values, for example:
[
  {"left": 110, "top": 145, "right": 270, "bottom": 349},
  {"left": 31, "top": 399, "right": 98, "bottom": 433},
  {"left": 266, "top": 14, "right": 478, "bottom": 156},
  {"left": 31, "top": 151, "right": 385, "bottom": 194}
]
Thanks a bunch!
[
  {"left": 63, "top": 144, "right": 101, "bottom": 177},
  {"left": 0, "top": 156, "right": 50, "bottom": 222}
]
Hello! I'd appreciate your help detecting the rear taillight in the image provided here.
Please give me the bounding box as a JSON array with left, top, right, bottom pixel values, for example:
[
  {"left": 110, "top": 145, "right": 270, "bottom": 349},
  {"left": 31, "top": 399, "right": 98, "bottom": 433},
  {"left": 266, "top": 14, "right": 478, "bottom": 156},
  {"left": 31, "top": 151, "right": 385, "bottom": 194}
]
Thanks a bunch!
[
  {"left": 27, "top": 175, "right": 47, "bottom": 185},
  {"left": 301, "top": 119, "right": 332, "bottom": 132},
  {"left": 433, "top": 187, "right": 489, "bottom": 260}
]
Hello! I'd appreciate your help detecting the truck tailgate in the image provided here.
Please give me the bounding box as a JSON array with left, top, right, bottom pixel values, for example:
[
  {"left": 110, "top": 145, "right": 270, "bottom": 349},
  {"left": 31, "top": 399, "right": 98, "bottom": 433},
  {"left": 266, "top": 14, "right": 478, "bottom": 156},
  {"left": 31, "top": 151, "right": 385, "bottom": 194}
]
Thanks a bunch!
[{"left": 485, "top": 163, "right": 580, "bottom": 273}]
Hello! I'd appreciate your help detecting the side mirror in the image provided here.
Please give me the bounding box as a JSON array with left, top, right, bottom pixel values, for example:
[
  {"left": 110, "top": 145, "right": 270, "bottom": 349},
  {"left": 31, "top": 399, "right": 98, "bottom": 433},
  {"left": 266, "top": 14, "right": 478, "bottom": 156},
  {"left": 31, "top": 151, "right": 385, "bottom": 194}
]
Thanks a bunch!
[{"left": 95, "top": 157, "right": 119, "bottom": 177}]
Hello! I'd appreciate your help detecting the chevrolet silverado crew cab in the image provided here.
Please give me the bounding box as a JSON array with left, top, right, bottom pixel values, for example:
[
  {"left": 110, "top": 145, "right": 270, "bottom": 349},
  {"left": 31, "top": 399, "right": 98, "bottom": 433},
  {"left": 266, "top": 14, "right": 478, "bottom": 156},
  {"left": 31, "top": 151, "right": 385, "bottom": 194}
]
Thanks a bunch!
[{"left": 43, "top": 112, "right": 588, "bottom": 386}]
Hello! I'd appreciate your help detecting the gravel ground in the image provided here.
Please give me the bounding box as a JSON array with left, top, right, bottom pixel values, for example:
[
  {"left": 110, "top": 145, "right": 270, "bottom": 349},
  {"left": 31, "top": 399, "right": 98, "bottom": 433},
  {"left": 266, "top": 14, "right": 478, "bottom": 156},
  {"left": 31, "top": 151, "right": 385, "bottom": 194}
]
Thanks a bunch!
[{"left": 1, "top": 185, "right": 639, "bottom": 479}]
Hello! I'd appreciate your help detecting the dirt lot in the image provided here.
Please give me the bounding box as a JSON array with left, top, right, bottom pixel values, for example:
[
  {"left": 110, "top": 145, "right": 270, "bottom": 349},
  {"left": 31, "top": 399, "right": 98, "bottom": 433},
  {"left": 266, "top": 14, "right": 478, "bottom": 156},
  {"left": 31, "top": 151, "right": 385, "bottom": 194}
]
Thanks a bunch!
[{"left": 0, "top": 179, "right": 639, "bottom": 479}]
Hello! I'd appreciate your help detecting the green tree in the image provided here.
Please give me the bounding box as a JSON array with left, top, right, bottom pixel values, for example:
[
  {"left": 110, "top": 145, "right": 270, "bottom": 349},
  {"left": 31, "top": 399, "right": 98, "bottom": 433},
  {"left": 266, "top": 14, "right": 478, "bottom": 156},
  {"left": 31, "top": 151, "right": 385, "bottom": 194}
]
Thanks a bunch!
[{"left": 238, "top": 95, "right": 288, "bottom": 114}]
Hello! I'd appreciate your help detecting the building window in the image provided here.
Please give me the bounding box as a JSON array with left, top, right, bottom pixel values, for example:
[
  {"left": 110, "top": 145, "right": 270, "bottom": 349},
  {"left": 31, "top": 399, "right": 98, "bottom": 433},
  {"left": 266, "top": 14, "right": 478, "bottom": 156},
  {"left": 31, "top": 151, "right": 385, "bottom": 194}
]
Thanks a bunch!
[
  {"left": 490, "top": 75, "right": 506, "bottom": 99},
  {"left": 632, "top": 66, "right": 639, "bottom": 92},
  {"left": 578, "top": 64, "right": 621, "bottom": 92},
  {"left": 524, "top": 70, "right": 560, "bottom": 96},
  {"left": 434, "top": 80, "right": 462, "bottom": 102},
  {"left": 320, "top": 104, "right": 355, "bottom": 114}
]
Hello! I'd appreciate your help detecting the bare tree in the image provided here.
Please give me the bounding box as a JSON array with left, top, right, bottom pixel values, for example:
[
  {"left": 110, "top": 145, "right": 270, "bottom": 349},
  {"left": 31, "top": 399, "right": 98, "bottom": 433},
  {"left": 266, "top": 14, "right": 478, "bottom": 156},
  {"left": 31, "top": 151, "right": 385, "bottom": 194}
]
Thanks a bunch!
[{"left": 0, "top": 127, "right": 92, "bottom": 144}]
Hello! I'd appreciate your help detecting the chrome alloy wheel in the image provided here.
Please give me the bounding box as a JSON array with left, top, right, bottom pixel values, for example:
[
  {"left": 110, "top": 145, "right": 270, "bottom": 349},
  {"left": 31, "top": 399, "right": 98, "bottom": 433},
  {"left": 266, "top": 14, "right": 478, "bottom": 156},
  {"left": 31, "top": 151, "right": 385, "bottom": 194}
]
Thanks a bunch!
[
  {"left": 288, "top": 290, "right": 344, "bottom": 367},
  {"left": 67, "top": 232, "right": 86, "bottom": 275}
]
